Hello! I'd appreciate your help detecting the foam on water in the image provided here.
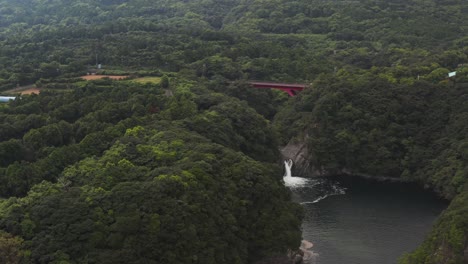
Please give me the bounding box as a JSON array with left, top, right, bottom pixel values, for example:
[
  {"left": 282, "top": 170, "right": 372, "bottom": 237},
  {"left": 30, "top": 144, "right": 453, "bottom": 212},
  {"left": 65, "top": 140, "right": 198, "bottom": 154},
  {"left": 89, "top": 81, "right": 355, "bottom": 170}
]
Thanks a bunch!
[
  {"left": 283, "top": 159, "right": 346, "bottom": 202},
  {"left": 283, "top": 159, "right": 310, "bottom": 188}
]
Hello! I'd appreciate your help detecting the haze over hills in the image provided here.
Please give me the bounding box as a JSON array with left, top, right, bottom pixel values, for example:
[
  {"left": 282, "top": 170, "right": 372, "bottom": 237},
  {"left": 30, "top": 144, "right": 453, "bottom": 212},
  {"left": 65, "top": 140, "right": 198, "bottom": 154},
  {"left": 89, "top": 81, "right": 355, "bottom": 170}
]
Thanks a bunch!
[{"left": 0, "top": 0, "right": 467, "bottom": 263}]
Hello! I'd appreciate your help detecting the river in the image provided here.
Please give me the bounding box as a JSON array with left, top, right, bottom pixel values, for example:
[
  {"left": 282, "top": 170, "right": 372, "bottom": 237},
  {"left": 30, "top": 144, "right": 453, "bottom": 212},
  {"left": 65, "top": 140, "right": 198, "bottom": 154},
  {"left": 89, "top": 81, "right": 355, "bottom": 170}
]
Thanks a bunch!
[{"left": 285, "top": 171, "right": 448, "bottom": 264}]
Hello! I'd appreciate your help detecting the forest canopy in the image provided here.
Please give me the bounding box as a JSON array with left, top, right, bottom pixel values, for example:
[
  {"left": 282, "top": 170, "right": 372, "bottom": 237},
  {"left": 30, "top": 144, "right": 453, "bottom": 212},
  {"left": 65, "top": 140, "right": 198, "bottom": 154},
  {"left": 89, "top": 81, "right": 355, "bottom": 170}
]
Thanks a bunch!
[{"left": 0, "top": 0, "right": 467, "bottom": 263}]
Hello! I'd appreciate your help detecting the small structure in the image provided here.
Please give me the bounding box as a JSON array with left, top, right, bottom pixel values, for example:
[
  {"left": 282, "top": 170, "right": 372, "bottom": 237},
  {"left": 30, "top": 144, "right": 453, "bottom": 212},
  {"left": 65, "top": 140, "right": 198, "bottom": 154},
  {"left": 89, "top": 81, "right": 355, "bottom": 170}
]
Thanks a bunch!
[
  {"left": 0, "top": 96, "right": 15, "bottom": 103},
  {"left": 87, "top": 67, "right": 101, "bottom": 75}
]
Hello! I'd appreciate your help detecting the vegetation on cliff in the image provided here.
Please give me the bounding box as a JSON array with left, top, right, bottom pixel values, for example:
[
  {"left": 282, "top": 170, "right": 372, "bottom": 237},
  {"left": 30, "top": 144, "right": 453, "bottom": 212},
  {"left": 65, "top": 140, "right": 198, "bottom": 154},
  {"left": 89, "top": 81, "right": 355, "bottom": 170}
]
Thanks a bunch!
[
  {"left": 275, "top": 72, "right": 468, "bottom": 263},
  {"left": 0, "top": 0, "right": 466, "bottom": 263}
]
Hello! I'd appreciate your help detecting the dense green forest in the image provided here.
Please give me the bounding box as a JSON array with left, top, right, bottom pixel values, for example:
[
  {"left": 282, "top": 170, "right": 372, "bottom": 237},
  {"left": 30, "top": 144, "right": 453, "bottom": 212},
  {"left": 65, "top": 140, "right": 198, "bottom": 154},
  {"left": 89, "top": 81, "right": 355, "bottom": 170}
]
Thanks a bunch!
[
  {"left": 0, "top": 0, "right": 467, "bottom": 263},
  {"left": 0, "top": 79, "right": 303, "bottom": 263}
]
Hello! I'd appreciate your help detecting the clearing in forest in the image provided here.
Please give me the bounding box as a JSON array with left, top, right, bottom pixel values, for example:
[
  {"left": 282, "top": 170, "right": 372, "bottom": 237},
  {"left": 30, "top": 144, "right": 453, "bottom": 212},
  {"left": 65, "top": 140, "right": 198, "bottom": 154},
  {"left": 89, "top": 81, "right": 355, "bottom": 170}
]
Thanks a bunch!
[
  {"left": 19, "top": 87, "right": 41, "bottom": 94},
  {"left": 3, "top": 85, "right": 41, "bottom": 95},
  {"left": 133, "top": 77, "right": 161, "bottom": 84},
  {"left": 80, "top": 75, "right": 129, "bottom": 81}
]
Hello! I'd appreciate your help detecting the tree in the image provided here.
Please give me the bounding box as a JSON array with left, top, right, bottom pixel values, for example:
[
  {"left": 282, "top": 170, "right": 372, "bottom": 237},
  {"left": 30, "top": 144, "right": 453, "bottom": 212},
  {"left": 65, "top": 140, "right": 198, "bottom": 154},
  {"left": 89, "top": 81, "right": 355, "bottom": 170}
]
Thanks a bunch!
[
  {"left": 0, "top": 231, "right": 24, "bottom": 264},
  {"left": 160, "top": 75, "right": 169, "bottom": 88},
  {"left": 39, "top": 62, "right": 61, "bottom": 79}
]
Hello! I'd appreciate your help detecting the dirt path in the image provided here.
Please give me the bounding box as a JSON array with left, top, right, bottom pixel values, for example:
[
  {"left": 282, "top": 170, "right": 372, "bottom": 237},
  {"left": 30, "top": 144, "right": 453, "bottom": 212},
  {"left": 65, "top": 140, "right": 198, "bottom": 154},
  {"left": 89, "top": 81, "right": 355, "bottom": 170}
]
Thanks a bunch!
[{"left": 3, "top": 85, "right": 41, "bottom": 95}]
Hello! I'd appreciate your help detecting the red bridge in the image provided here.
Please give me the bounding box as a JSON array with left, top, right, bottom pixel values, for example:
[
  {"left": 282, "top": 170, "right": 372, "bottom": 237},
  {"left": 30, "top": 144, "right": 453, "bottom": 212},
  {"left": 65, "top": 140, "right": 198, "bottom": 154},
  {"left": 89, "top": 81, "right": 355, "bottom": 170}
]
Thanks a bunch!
[{"left": 249, "top": 82, "right": 307, "bottom": 96}]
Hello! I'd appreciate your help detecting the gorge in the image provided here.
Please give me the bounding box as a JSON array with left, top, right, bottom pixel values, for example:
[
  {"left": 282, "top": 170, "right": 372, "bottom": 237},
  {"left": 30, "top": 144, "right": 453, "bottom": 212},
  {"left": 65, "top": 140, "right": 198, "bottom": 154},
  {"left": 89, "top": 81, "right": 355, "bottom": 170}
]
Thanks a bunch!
[
  {"left": 0, "top": 0, "right": 466, "bottom": 263},
  {"left": 283, "top": 160, "right": 448, "bottom": 264}
]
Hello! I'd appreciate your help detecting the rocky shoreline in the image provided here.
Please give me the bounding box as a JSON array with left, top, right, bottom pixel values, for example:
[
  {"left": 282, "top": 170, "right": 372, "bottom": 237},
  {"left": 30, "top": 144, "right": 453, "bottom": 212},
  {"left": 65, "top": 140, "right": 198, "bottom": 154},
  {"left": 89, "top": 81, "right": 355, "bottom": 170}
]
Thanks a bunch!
[{"left": 288, "top": 240, "right": 318, "bottom": 264}]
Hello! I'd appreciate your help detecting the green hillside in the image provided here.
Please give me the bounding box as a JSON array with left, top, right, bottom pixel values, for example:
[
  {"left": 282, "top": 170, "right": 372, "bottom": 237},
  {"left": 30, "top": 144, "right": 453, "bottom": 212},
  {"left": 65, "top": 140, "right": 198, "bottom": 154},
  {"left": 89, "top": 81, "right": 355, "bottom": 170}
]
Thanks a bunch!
[{"left": 0, "top": 0, "right": 466, "bottom": 263}]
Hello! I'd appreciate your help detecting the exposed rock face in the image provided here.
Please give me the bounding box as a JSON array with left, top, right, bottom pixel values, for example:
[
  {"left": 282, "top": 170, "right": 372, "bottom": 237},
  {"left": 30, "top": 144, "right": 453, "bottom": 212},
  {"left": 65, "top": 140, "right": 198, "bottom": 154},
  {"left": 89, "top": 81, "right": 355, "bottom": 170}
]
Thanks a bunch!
[
  {"left": 300, "top": 240, "right": 318, "bottom": 264},
  {"left": 280, "top": 138, "right": 323, "bottom": 177},
  {"left": 293, "top": 254, "right": 303, "bottom": 264},
  {"left": 281, "top": 138, "right": 403, "bottom": 182}
]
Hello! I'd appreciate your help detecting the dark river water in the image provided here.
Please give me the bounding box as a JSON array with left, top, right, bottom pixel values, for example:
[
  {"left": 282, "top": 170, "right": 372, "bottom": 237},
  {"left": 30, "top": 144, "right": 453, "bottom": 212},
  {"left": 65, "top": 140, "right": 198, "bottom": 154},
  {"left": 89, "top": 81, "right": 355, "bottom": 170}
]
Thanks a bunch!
[{"left": 287, "top": 175, "right": 448, "bottom": 264}]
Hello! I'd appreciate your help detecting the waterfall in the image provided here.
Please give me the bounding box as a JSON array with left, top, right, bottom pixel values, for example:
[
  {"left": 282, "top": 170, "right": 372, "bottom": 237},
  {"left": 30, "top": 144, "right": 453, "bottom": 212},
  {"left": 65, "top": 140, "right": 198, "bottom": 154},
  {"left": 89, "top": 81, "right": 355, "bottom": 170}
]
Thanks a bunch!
[
  {"left": 284, "top": 159, "right": 293, "bottom": 178},
  {"left": 283, "top": 159, "right": 308, "bottom": 187},
  {"left": 283, "top": 159, "right": 346, "bottom": 201}
]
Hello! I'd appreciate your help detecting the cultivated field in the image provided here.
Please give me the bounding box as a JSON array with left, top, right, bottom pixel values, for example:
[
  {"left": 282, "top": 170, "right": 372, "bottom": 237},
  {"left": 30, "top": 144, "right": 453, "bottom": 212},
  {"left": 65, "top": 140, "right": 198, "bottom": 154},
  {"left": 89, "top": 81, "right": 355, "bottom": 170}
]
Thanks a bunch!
[{"left": 133, "top": 77, "right": 161, "bottom": 84}]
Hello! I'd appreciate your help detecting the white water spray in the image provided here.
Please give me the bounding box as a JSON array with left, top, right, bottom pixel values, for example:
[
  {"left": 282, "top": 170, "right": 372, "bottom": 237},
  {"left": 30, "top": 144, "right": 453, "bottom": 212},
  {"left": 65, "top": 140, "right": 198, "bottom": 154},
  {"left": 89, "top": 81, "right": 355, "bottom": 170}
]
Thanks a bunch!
[
  {"left": 284, "top": 159, "right": 293, "bottom": 178},
  {"left": 300, "top": 184, "right": 346, "bottom": 204},
  {"left": 283, "top": 159, "right": 346, "bottom": 201},
  {"left": 283, "top": 159, "right": 309, "bottom": 187}
]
